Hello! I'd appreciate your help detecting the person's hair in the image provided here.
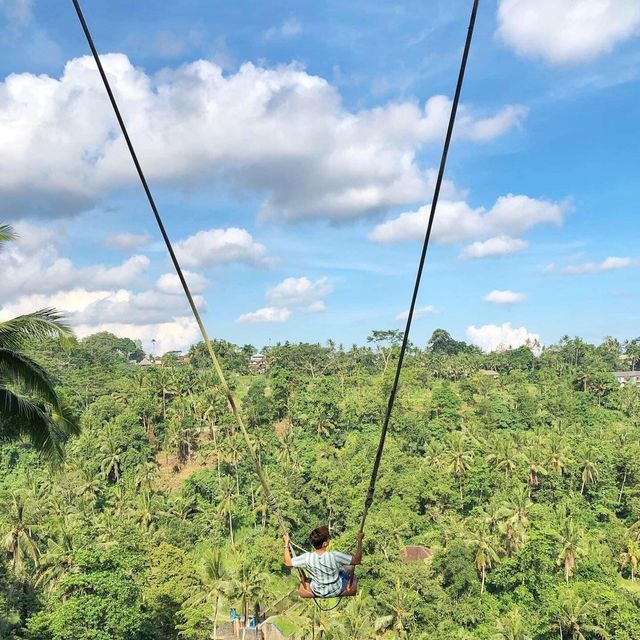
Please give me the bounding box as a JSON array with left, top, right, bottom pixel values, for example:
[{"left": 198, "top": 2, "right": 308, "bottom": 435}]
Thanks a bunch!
[{"left": 309, "top": 525, "right": 331, "bottom": 550}]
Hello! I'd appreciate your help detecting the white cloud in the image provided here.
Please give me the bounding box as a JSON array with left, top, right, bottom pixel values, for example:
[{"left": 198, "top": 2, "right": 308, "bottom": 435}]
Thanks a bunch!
[
  {"left": 560, "top": 256, "right": 639, "bottom": 274},
  {"left": 370, "top": 194, "right": 568, "bottom": 245},
  {"left": 394, "top": 305, "right": 438, "bottom": 321},
  {"left": 105, "top": 232, "right": 152, "bottom": 251},
  {"left": 484, "top": 289, "right": 526, "bottom": 304},
  {"left": 0, "top": 54, "right": 525, "bottom": 222},
  {"left": 155, "top": 271, "right": 209, "bottom": 295},
  {"left": 236, "top": 306, "right": 291, "bottom": 324},
  {"left": 303, "top": 300, "right": 326, "bottom": 313},
  {"left": 174, "top": 228, "right": 271, "bottom": 268},
  {"left": 0, "top": 286, "right": 202, "bottom": 354},
  {"left": 266, "top": 276, "right": 332, "bottom": 307},
  {"left": 73, "top": 318, "right": 200, "bottom": 355},
  {"left": 265, "top": 18, "right": 303, "bottom": 40},
  {"left": 460, "top": 235, "right": 528, "bottom": 260},
  {"left": 466, "top": 322, "right": 540, "bottom": 352},
  {"left": 497, "top": 0, "right": 640, "bottom": 65},
  {"left": 0, "top": 230, "right": 150, "bottom": 302}
]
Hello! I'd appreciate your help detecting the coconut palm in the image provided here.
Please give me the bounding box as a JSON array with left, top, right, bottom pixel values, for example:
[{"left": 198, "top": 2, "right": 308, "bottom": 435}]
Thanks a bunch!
[
  {"left": 491, "top": 609, "right": 531, "bottom": 640},
  {"left": 556, "top": 516, "right": 586, "bottom": 582},
  {"left": 3, "top": 493, "right": 40, "bottom": 576},
  {"left": 547, "top": 439, "right": 571, "bottom": 477},
  {"left": 443, "top": 431, "right": 474, "bottom": 506},
  {"left": 487, "top": 436, "right": 518, "bottom": 478},
  {"left": 0, "top": 235, "right": 78, "bottom": 461},
  {"left": 230, "top": 560, "right": 267, "bottom": 640},
  {"left": 217, "top": 477, "right": 237, "bottom": 546},
  {"left": 184, "top": 549, "right": 231, "bottom": 640},
  {"left": 554, "top": 591, "right": 608, "bottom": 640},
  {"left": 620, "top": 539, "right": 640, "bottom": 582},
  {"left": 99, "top": 425, "right": 123, "bottom": 482},
  {"left": 468, "top": 523, "right": 500, "bottom": 594},
  {"left": 579, "top": 452, "right": 599, "bottom": 495}
]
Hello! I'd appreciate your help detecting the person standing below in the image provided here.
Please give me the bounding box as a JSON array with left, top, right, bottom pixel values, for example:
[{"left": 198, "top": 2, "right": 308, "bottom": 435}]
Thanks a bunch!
[{"left": 283, "top": 526, "right": 364, "bottom": 597}]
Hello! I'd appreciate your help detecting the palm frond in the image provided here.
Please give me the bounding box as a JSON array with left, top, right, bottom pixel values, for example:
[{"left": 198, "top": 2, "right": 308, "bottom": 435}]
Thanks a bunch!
[
  {"left": 0, "top": 349, "right": 61, "bottom": 411},
  {"left": 0, "top": 224, "right": 16, "bottom": 247},
  {"left": 0, "top": 309, "right": 73, "bottom": 349},
  {"left": 0, "top": 387, "right": 65, "bottom": 463}
]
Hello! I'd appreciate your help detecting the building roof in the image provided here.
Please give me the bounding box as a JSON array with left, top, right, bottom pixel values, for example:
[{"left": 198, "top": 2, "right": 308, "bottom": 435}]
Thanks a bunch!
[{"left": 613, "top": 371, "right": 640, "bottom": 377}]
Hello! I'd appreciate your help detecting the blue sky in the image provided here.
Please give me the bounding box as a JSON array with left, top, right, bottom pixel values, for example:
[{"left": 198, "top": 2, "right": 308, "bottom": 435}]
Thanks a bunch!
[{"left": 1, "top": 0, "right": 639, "bottom": 353}]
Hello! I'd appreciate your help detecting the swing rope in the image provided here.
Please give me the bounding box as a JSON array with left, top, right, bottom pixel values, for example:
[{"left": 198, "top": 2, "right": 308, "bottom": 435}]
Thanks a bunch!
[
  {"left": 70, "top": 0, "right": 306, "bottom": 568},
  {"left": 358, "top": 0, "right": 480, "bottom": 536},
  {"left": 72, "top": 0, "right": 479, "bottom": 600}
]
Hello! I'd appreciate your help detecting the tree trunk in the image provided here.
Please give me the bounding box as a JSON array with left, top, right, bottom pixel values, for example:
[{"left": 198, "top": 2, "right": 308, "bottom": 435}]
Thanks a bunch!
[
  {"left": 229, "top": 512, "right": 234, "bottom": 547},
  {"left": 480, "top": 566, "right": 485, "bottom": 594},
  {"left": 213, "top": 594, "right": 219, "bottom": 639},
  {"left": 580, "top": 480, "right": 585, "bottom": 495},
  {"left": 618, "top": 468, "right": 628, "bottom": 504}
]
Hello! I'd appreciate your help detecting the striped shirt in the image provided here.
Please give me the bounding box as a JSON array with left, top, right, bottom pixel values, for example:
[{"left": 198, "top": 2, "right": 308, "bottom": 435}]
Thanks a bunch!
[{"left": 291, "top": 550, "right": 353, "bottom": 597}]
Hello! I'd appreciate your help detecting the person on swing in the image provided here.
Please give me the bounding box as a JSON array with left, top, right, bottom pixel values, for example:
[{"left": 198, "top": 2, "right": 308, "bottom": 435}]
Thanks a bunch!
[{"left": 283, "top": 526, "right": 364, "bottom": 598}]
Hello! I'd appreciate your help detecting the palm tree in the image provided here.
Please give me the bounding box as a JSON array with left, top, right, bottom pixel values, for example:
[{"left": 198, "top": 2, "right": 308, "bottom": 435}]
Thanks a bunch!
[
  {"left": 99, "top": 426, "right": 123, "bottom": 483},
  {"left": 443, "top": 431, "right": 473, "bottom": 506},
  {"left": 556, "top": 517, "right": 586, "bottom": 582},
  {"left": 620, "top": 539, "right": 640, "bottom": 581},
  {"left": 217, "top": 478, "right": 237, "bottom": 547},
  {"left": 184, "top": 549, "right": 231, "bottom": 640},
  {"left": 554, "top": 591, "right": 608, "bottom": 640},
  {"left": 230, "top": 560, "right": 266, "bottom": 640},
  {"left": 487, "top": 436, "right": 518, "bottom": 478},
  {"left": 468, "top": 524, "right": 500, "bottom": 594},
  {"left": 3, "top": 493, "right": 40, "bottom": 576},
  {"left": 0, "top": 267, "right": 78, "bottom": 461},
  {"left": 579, "top": 451, "right": 599, "bottom": 495},
  {"left": 524, "top": 448, "right": 547, "bottom": 492},
  {"left": 491, "top": 609, "right": 531, "bottom": 640},
  {"left": 547, "top": 439, "right": 571, "bottom": 477}
]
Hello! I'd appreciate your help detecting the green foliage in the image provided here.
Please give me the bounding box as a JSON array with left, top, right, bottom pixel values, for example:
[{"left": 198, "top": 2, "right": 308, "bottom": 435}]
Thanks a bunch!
[{"left": 1, "top": 329, "right": 640, "bottom": 638}]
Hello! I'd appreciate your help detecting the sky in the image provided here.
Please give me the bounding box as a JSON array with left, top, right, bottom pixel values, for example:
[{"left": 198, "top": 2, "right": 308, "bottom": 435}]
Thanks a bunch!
[{"left": 1, "top": 0, "right": 639, "bottom": 354}]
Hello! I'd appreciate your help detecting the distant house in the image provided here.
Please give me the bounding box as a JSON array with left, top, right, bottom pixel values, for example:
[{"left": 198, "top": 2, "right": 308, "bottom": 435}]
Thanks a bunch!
[
  {"left": 479, "top": 369, "right": 499, "bottom": 378},
  {"left": 613, "top": 371, "right": 640, "bottom": 387},
  {"left": 249, "top": 354, "right": 267, "bottom": 373}
]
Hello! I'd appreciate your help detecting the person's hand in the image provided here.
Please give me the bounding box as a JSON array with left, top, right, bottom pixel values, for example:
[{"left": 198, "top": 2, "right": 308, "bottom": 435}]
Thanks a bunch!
[
  {"left": 356, "top": 532, "right": 364, "bottom": 542},
  {"left": 283, "top": 532, "right": 290, "bottom": 544}
]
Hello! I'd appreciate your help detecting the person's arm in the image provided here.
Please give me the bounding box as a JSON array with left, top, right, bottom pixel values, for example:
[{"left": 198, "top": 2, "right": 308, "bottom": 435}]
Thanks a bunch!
[
  {"left": 352, "top": 532, "right": 364, "bottom": 565},
  {"left": 283, "top": 532, "right": 294, "bottom": 567}
]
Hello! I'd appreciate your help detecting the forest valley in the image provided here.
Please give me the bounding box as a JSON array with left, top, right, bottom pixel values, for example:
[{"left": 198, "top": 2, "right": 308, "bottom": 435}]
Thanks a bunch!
[{"left": 2, "top": 328, "right": 640, "bottom": 639}]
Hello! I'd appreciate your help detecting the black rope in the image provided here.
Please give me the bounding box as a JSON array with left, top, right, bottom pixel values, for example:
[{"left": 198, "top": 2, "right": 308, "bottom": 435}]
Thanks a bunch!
[
  {"left": 70, "top": 0, "right": 295, "bottom": 541},
  {"left": 358, "top": 0, "right": 480, "bottom": 534}
]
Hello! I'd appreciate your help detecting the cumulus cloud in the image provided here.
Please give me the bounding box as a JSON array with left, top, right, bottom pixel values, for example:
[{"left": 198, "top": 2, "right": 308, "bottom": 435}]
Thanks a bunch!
[
  {"left": 237, "top": 275, "right": 332, "bottom": 324},
  {"left": 105, "top": 232, "right": 153, "bottom": 251},
  {"left": 466, "top": 322, "right": 540, "bottom": 352},
  {"left": 497, "top": 0, "right": 640, "bottom": 65},
  {"left": 559, "top": 256, "right": 639, "bottom": 274},
  {"left": 0, "top": 228, "right": 150, "bottom": 302},
  {"left": 484, "top": 289, "right": 526, "bottom": 304},
  {"left": 174, "top": 228, "right": 272, "bottom": 268},
  {"left": 460, "top": 235, "right": 528, "bottom": 260},
  {"left": 0, "top": 221, "right": 207, "bottom": 353},
  {"left": 266, "top": 276, "right": 332, "bottom": 307},
  {"left": 370, "top": 194, "right": 568, "bottom": 245},
  {"left": 394, "top": 305, "right": 438, "bottom": 321},
  {"left": 0, "top": 286, "right": 202, "bottom": 354},
  {"left": 236, "top": 306, "right": 292, "bottom": 324},
  {"left": 0, "top": 54, "right": 526, "bottom": 222},
  {"left": 155, "top": 271, "right": 209, "bottom": 295}
]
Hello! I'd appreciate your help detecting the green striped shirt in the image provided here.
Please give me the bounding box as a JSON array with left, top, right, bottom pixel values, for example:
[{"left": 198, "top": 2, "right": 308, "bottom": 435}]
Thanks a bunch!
[{"left": 291, "top": 550, "right": 353, "bottom": 597}]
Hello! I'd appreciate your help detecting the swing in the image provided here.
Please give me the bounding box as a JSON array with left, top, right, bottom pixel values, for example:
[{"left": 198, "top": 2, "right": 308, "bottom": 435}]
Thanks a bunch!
[{"left": 71, "top": 0, "right": 480, "bottom": 609}]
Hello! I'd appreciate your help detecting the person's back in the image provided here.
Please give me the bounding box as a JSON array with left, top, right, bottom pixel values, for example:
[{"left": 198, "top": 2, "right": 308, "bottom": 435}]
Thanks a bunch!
[{"left": 284, "top": 526, "right": 363, "bottom": 598}]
